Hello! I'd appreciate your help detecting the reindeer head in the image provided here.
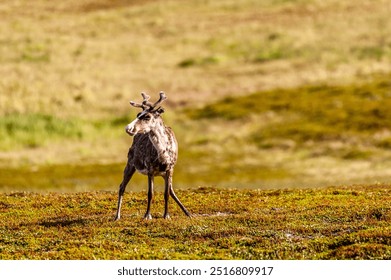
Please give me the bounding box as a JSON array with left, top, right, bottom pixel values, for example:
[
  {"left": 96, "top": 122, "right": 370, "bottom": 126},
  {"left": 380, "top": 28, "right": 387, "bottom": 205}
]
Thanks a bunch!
[{"left": 125, "top": 91, "right": 167, "bottom": 136}]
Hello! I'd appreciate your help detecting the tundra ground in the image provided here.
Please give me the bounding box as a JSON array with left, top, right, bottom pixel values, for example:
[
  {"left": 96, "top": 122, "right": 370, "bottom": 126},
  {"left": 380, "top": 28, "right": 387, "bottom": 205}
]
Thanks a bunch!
[{"left": 1, "top": 186, "right": 390, "bottom": 259}]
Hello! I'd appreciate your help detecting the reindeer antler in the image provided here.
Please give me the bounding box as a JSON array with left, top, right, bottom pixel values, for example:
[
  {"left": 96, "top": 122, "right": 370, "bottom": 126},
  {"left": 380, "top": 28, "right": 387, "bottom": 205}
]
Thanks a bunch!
[
  {"left": 129, "top": 92, "right": 151, "bottom": 110},
  {"left": 129, "top": 91, "right": 167, "bottom": 111},
  {"left": 151, "top": 91, "right": 167, "bottom": 109}
]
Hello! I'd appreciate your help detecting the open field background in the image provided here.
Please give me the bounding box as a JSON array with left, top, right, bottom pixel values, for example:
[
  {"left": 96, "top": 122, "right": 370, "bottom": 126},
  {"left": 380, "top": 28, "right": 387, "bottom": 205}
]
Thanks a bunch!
[
  {"left": 1, "top": 0, "right": 391, "bottom": 260},
  {"left": 0, "top": 0, "right": 391, "bottom": 191}
]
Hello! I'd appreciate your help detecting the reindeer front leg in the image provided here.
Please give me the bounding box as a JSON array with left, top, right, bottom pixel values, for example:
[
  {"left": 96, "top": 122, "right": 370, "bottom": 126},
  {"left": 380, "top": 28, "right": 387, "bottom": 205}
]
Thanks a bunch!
[
  {"left": 144, "top": 174, "right": 154, "bottom": 220},
  {"left": 115, "top": 163, "right": 136, "bottom": 221}
]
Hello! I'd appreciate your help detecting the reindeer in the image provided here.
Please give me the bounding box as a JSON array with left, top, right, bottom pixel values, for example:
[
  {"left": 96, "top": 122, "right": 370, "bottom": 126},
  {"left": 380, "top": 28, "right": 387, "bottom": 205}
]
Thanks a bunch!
[{"left": 114, "top": 91, "right": 191, "bottom": 220}]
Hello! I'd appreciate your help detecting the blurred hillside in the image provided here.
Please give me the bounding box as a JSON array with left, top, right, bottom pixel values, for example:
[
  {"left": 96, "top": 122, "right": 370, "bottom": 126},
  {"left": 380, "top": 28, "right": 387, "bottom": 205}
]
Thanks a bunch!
[{"left": 0, "top": 0, "right": 391, "bottom": 191}]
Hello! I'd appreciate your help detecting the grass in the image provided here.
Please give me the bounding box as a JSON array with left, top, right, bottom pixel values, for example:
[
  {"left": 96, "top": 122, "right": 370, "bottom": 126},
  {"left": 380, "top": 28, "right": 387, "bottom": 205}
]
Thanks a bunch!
[
  {"left": 2, "top": 74, "right": 391, "bottom": 191},
  {"left": 187, "top": 73, "right": 391, "bottom": 152},
  {"left": 0, "top": 113, "right": 130, "bottom": 151},
  {"left": 1, "top": 0, "right": 391, "bottom": 260},
  {"left": 1, "top": 0, "right": 391, "bottom": 117},
  {"left": 0, "top": 163, "right": 125, "bottom": 192},
  {"left": 0, "top": 114, "right": 84, "bottom": 150},
  {"left": 187, "top": 74, "right": 391, "bottom": 150},
  {"left": 178, "top": 73, "right": 391, "bottom": 188},
  {"left": 0, "top": 185, "right": 390, "bottom": 259},
  {"left": 1, "top": 0, "right": 391, "bottom": 176},
  {"left": 187, "top": 74, "right": 391, "bottom": 130}
]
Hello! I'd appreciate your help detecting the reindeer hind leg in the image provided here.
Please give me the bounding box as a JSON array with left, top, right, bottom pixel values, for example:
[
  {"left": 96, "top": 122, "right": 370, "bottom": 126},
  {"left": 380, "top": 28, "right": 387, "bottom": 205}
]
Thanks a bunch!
[
  {"left": 164, "top": 171, "right": 191, "bottom": 218},
  {"left": 170, "top": 188, "right": 191, "bottom": 217}
]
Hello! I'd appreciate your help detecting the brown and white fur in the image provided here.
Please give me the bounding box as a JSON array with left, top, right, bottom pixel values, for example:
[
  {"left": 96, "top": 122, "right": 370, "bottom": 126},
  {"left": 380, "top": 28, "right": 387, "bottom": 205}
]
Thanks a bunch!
[{"left": 114, "top": 92, "right": 191, "bottom": 220}]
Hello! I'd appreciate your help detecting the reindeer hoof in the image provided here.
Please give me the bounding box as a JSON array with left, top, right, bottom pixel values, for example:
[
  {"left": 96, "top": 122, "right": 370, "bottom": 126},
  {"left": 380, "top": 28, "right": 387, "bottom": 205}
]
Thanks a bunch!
[
  {"left": 163, "top": 213, "right": 171, "bottom": 219},
  {"left": 144, "top": 213, "right": 152, "bottom": 220}
]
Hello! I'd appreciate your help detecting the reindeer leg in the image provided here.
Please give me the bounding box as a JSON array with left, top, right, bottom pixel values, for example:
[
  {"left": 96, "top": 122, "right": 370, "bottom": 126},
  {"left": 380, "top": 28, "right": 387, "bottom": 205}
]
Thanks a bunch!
[
  {"left": 163, "top": 173, "right": 171, "bottom": 219},
  {"left": 170, "top": 188, "right": 191, "bottom": 217},
  {"left": 114, "top": 163, "right": 135, "bottom": 221},
  {"left": 144, "top": 174, "right": 154, "bottom": 220},
  {"left": 164, "top": 170, "right": 191, "bottom": 218}
]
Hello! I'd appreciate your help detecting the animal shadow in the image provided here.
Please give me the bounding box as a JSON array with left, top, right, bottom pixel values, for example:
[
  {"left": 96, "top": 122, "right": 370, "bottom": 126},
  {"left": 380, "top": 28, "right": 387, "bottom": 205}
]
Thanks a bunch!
[{"left": 40, "top": 217, "right": 88, "bottom": 227}]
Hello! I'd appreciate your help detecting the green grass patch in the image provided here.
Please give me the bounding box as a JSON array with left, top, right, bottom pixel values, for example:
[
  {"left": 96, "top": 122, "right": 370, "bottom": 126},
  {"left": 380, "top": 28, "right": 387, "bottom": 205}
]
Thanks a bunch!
[
  {"left": 352, "top": 45, "right": 391, "bottom": 61},
  {"left": 177, "top": 55, "right": 223, "bottom": 68},
  {"left": 0, "top": 156, "right": 290, "bottom": 193},
  {"left": 0, "top": 163, "right": 128, "bottom": 192},
  {"left": 0, "top": 114, "right": 84, "bottom": 150},
  {"left": 0, "top": 113, "right": 131, "bottom": 151},
  {"left": 0, "top": 185, "right": 390, "bottom": 259},
  {"left": 20, "top": 41, "right": 51, "bottom": 63},
  {"left": 376, "top": 137, "right": 391, "bottom": 149},
  {"left": 187, "top": 75, "right": 391, "bottom": 150},
  {"left": 188, "top": 76, "right": 391, "bottom": 129}
]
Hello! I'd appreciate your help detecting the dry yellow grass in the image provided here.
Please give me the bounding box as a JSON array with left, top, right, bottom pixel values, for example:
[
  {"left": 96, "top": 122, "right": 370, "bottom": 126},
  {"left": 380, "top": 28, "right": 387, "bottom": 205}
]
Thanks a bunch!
[
  {"left": 1, "top": 0, "right": 391, "bottom": 117},
  {"left": 1, "top": 0, "right": 391, "bottom": 190}
]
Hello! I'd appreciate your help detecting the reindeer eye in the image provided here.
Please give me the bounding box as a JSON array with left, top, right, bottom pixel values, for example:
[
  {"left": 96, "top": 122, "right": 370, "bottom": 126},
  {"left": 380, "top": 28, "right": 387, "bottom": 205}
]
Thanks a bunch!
[{"left": 137, "top": 111, "right": 151, "bottom": 120}]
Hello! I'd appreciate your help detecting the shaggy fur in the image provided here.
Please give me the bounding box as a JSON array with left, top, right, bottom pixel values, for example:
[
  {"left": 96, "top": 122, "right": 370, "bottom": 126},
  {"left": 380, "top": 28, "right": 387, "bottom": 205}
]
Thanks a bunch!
[{"left": 114, "top": 92, "right": 190, "bottom": 220}]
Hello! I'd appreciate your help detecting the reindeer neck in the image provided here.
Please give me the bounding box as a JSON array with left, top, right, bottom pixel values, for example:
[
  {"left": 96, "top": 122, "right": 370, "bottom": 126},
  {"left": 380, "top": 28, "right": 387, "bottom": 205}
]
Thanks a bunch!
[{"left": 148, "top": 119, "right": 176, "bottom": 163}]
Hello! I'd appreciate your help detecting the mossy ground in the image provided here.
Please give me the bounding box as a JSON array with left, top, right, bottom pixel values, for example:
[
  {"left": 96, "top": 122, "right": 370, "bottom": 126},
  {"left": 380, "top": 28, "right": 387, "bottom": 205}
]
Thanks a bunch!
[
  {"left": 1, "top": 185, "right": 390, "bottom": 260},
  {"left": 1, "top": 0, "right": 391, "bottom": 261}
]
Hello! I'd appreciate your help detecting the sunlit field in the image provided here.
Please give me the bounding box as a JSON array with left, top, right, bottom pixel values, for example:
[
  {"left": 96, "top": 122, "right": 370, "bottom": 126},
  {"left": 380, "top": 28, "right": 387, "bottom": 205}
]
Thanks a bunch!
[
  {"left": 1, "top": 186, "right": 390, "bottom": 259},
  {"left": 1, "top": 0, "right": 391, "bottom": 190},
  {"left": 1, "top": 0, "right": 391, "bottom": 259}
]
